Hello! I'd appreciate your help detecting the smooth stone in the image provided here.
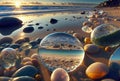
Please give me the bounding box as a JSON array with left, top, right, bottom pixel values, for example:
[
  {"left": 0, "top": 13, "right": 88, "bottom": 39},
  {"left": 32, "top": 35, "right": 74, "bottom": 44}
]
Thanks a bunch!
[
  {"left": 53, "top": 29, "right": 56, "bottom": 31},
  {"left": 29, "top": 41, "right": 38, "bottom": 46},
  {"left": 1, "top": 43, "right": 10, "bottom": 48},
  {"left": 31, "top": 59, "right": 39, "bottom": 67},
  {"left": 11, "top": 76, "right": 36, "bottom": 81},
  {"left": 15, "top": 39, "right": 25, "bottom": 44},
  {"left": 84, "top": 44, "right": 100, "bottom": 54},
  {"left": 24, "top": 37, "right": 30, "bottom": 42},
  {"left": 35, "top": 23, "right": 40, "bottom": 25},
  {"left": 28, "top": 24, "right": 34, "bottom": 26},
  {"left": 22, "top": 57, "right": 31, "bottom": 63},
  {"left": 24, "top": 49, "right": 31, "bottom": 56},
  {"left": 23, "top": 27, "right": 34, "bottom": 33},
  {"left": 0, "top": 77, "right": 11, "bottom": 81},
  {"left": 86, "top": 62, "right": 109, "bottom": 79},
  {"left": 81, "top": 11, "right": 85, "bottom": 14},
  {"left": 12, "top": 65, "right": 38, "bottom": 78},
  {"left": 31, "top": 54, "right": 39, "bottom": 60},
  {"left": 101, "top": 79, "right": 116, "bottom": 81},
  {"left": 51, "top": 68, "right": 70, "bottom": 81},
  {"left": 50, "top": 18, "right": 58, "bottom": 24},
  {"left": 35, "top": 38, "right": 42, "bottom": 44},
  {"left": 0, "top": 17, "right": 22, "bottom": 35},
  {"left": 38, "top": 26, "right": 44, "bottom": 29},
  {"left": 10, "top": 44, "right": 20, "bottom": 49},
  {"left": 23, "top": 61, "right": 33, "bottom": 66},
  {"left": 0, "top": 37, "right": 13, "bottom": 45}
]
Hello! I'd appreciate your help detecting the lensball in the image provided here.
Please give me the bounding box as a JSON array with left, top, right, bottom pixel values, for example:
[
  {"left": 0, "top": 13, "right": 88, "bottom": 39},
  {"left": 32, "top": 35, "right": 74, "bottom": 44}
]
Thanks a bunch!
[
  {"left": 0, "top": 48, "right": 18, "bottom": 69},
  {"left": 38, "top": 32, "right": 85, "bottom": 72}
]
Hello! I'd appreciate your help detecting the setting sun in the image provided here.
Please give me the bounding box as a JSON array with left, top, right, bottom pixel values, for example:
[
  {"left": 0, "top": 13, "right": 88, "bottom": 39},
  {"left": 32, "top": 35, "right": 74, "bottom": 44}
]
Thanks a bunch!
[{"left": 14, "top": 1, "right": 21, "bottom": 8}]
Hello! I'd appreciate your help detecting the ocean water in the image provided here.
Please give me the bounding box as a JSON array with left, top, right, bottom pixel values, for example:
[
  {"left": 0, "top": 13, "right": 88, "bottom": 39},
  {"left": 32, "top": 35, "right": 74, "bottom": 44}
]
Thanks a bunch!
[{"left": 0, "top": 5, "right": 95, "bottom": 16}]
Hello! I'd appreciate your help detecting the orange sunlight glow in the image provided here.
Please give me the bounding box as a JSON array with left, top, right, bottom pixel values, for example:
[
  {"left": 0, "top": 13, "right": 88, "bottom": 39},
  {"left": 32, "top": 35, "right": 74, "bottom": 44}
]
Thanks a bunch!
[{"left": 14, "top": 1, "right": 21, "bottom": 8}]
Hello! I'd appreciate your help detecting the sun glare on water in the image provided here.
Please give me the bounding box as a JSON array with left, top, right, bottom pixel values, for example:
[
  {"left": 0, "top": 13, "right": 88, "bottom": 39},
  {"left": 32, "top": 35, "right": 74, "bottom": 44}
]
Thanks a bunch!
[{"left": 14, "top": 1, "right": 21, "bottom": 8}]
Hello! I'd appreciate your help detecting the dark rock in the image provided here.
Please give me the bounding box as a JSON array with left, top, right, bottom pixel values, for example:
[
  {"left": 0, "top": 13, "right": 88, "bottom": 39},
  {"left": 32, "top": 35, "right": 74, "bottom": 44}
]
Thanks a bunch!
[
  {"left": 0, "top": 17, "right": 22, "bottom": 35},
  {"left": 0, "top": 37, "right": 13, "bottom": 45},
  {"left": 38, "top": 26, "right": 44, "bottom": 29},
  {"left": 25, "top": 49, "right": 31, "bottom": 56},
  {"left": 24, "top": 37, "right": 30, "bottom": 42},
  {"left": 35, "top": 23, "right": 40, "bottom": 25},
  {"left": 50, "top": 18, "right": 58, "bottom": 24},
  {"left": 46, "top": 24, "right": 48, "bottom": 26},
  {"left": 10, "top": 44, "right": 20, "bottom": 49},
  {"left": 12, "top": 65, "right": 38, "bottom": 77},
  {"left": 81, "top": 11, "right": 85, "bottom": 14},
  {"left": 1, "top": 43, "right": 10, "bottom": 48},
  {"left": 23, "top": 27, "right": 34, "bottom": 33},
  {"left": 29, "top": 41, "right": 38, "bottom": 48},
  {"left": 53, "top": 29, "right": 56, "bottom": 31},
  {"left": 35, "top": 38, "right": 42, "bottom": 44},
  {"left": 15, "top": 39, "right": 25, "bottom": 44},
  {"left": 28, "top": 24, "right": 34, "bottom": 26},
  {"left": 47, "top": 29, "right": 49, "bottom": 31}
]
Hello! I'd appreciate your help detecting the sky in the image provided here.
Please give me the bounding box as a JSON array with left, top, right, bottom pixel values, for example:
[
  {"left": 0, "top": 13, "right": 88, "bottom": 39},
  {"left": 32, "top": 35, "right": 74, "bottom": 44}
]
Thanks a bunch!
[{"left": 0, "top": 0, "right": 107, "bottom": 4}]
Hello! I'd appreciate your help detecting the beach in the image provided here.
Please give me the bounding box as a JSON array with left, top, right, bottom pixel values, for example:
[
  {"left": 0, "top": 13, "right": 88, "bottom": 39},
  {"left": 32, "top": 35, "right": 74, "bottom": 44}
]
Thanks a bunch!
[{"left": 0, "top": 4, "right": 120, "bottom": 81}]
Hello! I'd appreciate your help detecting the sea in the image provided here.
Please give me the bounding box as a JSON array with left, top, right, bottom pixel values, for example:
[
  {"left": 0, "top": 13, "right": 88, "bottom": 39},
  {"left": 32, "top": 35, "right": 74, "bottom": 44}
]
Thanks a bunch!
[{"left": 0, "top": 5, "right": 96, "bottom": 16}]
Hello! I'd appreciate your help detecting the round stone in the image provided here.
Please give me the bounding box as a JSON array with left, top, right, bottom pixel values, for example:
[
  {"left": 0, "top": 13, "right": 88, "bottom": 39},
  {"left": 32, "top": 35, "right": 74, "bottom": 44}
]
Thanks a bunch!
[
  {"left": 51, "top": 68, "right": 70, "bottom": 81},
  {"left": 86, "top": 62, "right": 109, "bottom": 79},
  {"left": 84, "top": 44, "right": 100, "bottom": 54},
  {"left": 23, "top": 27, "right": 34, "bottom": 33}
]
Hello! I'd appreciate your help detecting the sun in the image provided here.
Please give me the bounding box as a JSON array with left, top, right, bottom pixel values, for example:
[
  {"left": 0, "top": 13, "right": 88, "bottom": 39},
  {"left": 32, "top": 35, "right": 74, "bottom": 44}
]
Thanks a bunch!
[{"left": 14, "top": 1, "right": 21, "bottom": 8}]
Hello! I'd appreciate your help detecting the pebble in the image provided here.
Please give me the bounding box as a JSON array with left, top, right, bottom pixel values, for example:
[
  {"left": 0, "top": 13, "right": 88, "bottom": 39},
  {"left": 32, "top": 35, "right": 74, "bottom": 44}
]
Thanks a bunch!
[
  {"left": 23, "top": 27, "right": 34, "bottom": 33},
  {"left": 10, "top": 44, "right": 20, "bottom": 49},
  {"left": 12, "top": 65, "right": 38, "bottom": 78},
  {"left": 86, "top": 62, "right": 109, "bottom": 79},
  {"left": 50, "top": 18, "right": 58, "bottom": 24},
  {"left": 84, "top": 44, "right": 100, "bottom": 54},
  {"left": 0, "top": 37, "right": 13, "bottom": 45}
]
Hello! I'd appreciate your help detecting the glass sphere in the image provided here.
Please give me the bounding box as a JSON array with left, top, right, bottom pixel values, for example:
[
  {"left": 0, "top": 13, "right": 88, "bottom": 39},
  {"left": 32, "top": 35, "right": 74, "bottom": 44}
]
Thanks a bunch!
[
  {"left": 109, "top": 47, "right": 120, "bottom": 64},
  {"left": 91, "top": 24, "right": 120, "bottom": 47},
  {"left": 0, "top": 48, "right": 18, "bottom": 69},
  {"left": 38, "top": 32, "right": 84, "bottom": 72}
]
